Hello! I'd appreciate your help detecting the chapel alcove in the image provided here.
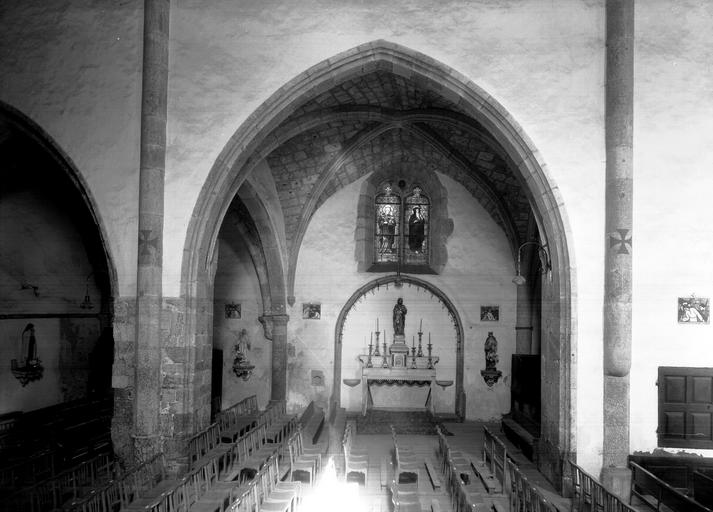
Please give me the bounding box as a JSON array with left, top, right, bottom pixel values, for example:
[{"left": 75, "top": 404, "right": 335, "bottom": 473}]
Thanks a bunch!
[
  {"left": 184, "top": 40, "right": 573, "bottom": 487},
  {"left": 0, "top": 105, "right": 116, "bottom": 467}
]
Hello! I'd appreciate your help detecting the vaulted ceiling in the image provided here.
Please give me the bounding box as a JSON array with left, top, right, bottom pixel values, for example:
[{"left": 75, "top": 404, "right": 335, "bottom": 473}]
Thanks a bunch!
[{"left": 249, "top": 69, "right": 534, "bottom": 264}]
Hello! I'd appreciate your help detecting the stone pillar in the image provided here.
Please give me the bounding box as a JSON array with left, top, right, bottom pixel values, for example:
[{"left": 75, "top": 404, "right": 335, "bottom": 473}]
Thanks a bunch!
[
  {"left": 259, "top": 314, "right": 290, "bottom": 402},
  {"left": 134, "top": 0, "right": 170, "bottom": 460},
  {"left": 601, "top": 0, "right": 634, "bottom": 498}
]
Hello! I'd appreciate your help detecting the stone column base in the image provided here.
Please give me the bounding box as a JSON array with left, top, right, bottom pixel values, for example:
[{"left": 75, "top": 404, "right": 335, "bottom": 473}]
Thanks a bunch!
[{"left": 600, "top": 466, "right": 632, "bottom": 502}]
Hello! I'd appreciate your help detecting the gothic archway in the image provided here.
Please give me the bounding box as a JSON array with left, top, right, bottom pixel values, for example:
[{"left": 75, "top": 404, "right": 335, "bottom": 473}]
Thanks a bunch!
[
  {"left": 332, "top": 275, "right": 465, "bottom": 417},
  {"left": 181, "top": 40, "right": 575, "bottom": 486}
]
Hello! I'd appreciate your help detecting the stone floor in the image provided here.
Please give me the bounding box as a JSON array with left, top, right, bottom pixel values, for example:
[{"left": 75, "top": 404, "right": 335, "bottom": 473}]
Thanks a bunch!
[{"left": 310, "top": 420, "right": 566, "bottom": 512}]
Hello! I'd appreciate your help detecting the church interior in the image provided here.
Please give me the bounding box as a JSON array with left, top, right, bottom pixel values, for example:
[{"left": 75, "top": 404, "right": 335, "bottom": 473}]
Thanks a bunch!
[{"left": 2, "top": 1, "right": 713, "bottom": 511}]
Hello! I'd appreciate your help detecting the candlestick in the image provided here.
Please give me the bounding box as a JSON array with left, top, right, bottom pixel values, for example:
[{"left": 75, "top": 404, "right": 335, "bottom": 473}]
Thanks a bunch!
[
  {"left": 367, "top": 340, "right": 373, "bottom": 368},
  {"left": 374, "top": 330, "right": 380, "bottom": 356},
  {"left": 382, "top": 337, "right": 389, "bottom": 368},
  {"left": 411, "top": 343, "right": 417, "bottom": 369},
  {"left": 417, "top": 330, "right": 423, "bottom": 357}
]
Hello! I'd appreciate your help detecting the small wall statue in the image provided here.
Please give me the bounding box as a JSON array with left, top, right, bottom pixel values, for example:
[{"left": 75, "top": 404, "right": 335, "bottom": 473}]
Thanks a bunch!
[
  {"left": 480, "top": 331, "right": 502, "bottom": 387},
  {"left": 232, "top": 328, "right": 255, "bottom": 381}
]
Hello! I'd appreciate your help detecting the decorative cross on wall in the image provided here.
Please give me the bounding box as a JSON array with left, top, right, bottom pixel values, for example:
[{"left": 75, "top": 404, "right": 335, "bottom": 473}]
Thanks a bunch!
[
  {"left": 138, "top": 229, "right": 160, "bottom": 263},
  {"left": 609, "top": 228, "right": 632, "bottom": 255}
]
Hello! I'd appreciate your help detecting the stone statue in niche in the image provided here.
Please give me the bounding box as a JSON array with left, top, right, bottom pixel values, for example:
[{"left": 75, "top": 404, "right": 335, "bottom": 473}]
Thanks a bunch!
[
  {"left": 481, "top": 331, "right": 502, "bottom": 387},
  {"left": 393, "top": 298, "right": 407, "bottom": 336}
]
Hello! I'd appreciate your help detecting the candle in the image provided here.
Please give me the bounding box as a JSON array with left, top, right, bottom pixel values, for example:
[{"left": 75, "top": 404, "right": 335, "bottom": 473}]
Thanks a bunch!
[
  {"left": 429, "top": 332, "right": 431, "bottom": 344},
  {"left": 412, "top": 336, "right": 415, "bottom": 348},
  {"left": 376, "top": 318, "right": 379, "bottom": 331},
  {"left": 420, "top": 318, "right": 423, "bottom": 332},
  {"left": 370, "top": 332, "right": 373, "bottom": 344}
]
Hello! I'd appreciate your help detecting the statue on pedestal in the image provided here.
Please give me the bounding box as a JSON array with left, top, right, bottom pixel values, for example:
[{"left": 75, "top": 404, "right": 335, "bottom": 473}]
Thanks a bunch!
[{"left": 393, "top": 298, "right": 407, "bottom": 336}]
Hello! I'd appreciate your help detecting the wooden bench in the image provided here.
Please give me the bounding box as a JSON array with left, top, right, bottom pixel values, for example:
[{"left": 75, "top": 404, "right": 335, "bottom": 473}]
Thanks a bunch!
[
  {"left": 630, "top": 461, "right": 712, "bottom": 512},
  {"left": 299, "top": 402, "right": 328, "bottom": 455},
  {"left": 694, "top": 471, "right": 713, "bottom": 509},
  {"left": 425, "top": 459, "right": 441, "bottom": 490},
  {"left": 380, "top": 457, "right": 390, "bottom": 490}
]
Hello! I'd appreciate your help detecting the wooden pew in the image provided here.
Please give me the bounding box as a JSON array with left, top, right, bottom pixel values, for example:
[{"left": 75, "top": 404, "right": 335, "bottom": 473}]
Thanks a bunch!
[
  {"left": 694, "top": 471, "right": 713, "bottom": 509},
  {"left": 298, "top": 402, "right": 328, "bottom": 455},
  {"left": 630, "top": 461, "right": 713, "bottom": 512}
]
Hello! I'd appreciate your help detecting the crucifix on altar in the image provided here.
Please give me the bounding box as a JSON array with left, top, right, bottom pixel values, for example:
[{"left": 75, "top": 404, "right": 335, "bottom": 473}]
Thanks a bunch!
[{"left": 356, "top": 297, "right": 442, "bottom": 416}]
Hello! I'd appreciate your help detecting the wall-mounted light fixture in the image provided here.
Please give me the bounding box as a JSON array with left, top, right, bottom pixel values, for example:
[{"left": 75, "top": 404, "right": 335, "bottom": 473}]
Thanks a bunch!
[
  {"left": 80, "top": 272, "right": 94, "bottom": 310},
  {"left": 11, "top": 323, "right": 44, "bottom": 386},
  {"left": 512, "top": 241, "right": 551, "bottom": 286},
  {"left": 20, "top": 282, "right": 39, "bottom": 297}
]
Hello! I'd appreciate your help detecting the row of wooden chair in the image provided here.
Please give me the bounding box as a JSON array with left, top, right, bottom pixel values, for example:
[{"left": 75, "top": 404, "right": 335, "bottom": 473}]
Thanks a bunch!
[
  {"left": 391, "top": 425, "right": 419, "bottom": 488},
  {"left": 193, "top": 400, "right": 297, "bottom": 471},
  {"left": 217, "top": 396, "right": 261, "bottom": 444},
  {"left": 506, "top": 462, "right": 561, "bottom": 512},
  {"left": 66, "top": 452, "right": 173, "bottom": 512},
  {"left": 5, "top": 450, "right": 116, "bottom": 512},
  {"left": 342, "top": 423, "right": 368, "bottom": 485},
  {"left": 141, "top": 424, "right": 316, "bottom": 512},
  {"left": 434, "top": 424, "right": 481, "bottom": 512},
  {"left": 483, "top": 425, "right": 508, "bottom": 492}
]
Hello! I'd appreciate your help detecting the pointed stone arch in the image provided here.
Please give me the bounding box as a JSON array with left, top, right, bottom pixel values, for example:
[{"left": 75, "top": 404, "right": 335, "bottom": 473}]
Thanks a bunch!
[
  {"left": 0, "top": 101, "right": 118, "bottom": 298},
  {"left": 181, "top": 40, "right": 576, "bottom": 487}
]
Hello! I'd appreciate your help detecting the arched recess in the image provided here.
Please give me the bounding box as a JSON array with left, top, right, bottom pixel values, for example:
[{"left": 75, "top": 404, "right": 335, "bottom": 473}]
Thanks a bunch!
[
  {"left": 332, "top": 275, "right": 464, "bottom": 417},
  {"left": 182, "top": 40, "right": 575, "bottom": 486},
  {"left": 0, "top": 101, "right": 118, "bottom": 299},
  {"left": 0, "top": 101, "right": 118, "bottom": 425}
]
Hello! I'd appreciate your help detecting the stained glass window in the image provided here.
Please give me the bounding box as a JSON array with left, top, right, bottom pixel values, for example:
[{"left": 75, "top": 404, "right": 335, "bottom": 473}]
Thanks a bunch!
[
  {"left": 373, "top": 183, "right": 430, "bottom": 266},
  {"left": 374, "top": 185, "right": 400, "bottom": 263},
  {"left": 404, "top": 187, "right": 429, "bottom": 265}
]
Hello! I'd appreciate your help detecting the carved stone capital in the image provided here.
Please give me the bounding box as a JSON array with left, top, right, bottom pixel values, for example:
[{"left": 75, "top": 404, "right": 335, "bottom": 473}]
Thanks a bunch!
[{"left": 258, "top": 314, "right": 289, "bottom": 340}]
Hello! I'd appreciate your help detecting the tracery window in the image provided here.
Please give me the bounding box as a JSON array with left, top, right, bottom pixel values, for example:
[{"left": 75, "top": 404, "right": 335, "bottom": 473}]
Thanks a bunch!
[{"left": 374, "top": 183, "right": 430, "bottom": 266}]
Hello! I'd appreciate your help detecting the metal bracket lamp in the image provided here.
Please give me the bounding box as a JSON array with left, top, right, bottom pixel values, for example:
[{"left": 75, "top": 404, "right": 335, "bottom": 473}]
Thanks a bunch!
[{"left": 512, "top": 241, "right": 551, "bottom": 286}]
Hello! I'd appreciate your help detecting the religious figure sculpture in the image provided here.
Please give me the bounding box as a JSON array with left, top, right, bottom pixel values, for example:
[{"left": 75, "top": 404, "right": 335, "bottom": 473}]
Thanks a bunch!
[
  {"left": 481, "top": 331, "right": 502, "bottom": 387},
  {"left": 393, "top": 298, "right": 407, "bottom": 336},
  {"left": 408, "top": 206, "right": 425, "bottom": 252}
]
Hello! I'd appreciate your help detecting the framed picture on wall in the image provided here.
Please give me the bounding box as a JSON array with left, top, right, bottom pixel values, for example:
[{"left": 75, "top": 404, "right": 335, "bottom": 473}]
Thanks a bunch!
[
  {"left": 677, "top": 296, "right": 709, "bottom": 324},
  {"left": 302, "top": 303, "right": 321, "bottom": 320},
  {"left": 225, "top": 302, "right": 241, "bottom": 319},
  {"left": 480, "top": 305, "right": 499, "bottom": 322}
]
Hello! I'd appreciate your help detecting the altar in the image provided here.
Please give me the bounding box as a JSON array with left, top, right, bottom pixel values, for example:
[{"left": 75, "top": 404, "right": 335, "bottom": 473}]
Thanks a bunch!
[
  {"left": 346, "top": 296, "right": 452, "bottom": 416},
  {"left": 357, "top": 356, "right": 440, "bottom": 416}
]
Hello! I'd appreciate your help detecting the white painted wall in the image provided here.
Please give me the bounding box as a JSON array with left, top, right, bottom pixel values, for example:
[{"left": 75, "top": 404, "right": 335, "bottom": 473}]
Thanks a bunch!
[
  {"left": 0, "top": 1, "right": 143, "bottom": 296},
  {"left": 630, "top": 1, "right": 713, "bottom": 457}
]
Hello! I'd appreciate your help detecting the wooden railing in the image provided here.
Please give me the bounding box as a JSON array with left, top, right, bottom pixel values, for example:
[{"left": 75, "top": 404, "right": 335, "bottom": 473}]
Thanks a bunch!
[
  {"left": 630, "top": 461, "right": 713, "bottom": 512},
  {"left": 568, "top": 461, "right": 636, "bottom": 512}
]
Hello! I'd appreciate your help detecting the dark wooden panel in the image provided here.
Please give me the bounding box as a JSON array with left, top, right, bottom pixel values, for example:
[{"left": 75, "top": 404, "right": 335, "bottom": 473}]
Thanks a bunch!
[
  {"left": 659, "top": 367, "right": 713, "bottom": 449},
  {"left": 692, "top": 377, "right": 713, "bottom": 403},
  {"left": 665, "top": 375, "right": 687, "bottom": 403}
]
